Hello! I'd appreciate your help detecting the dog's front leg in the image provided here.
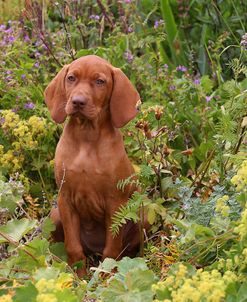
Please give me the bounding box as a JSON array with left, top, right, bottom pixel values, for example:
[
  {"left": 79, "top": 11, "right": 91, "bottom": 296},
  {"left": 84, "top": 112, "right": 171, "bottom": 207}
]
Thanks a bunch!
[
  {"left": 58, "top": 196, "right": 86, "bottom": 277},
  {"left": 102, "top": 203, "right": 124, "bottom": 260}
]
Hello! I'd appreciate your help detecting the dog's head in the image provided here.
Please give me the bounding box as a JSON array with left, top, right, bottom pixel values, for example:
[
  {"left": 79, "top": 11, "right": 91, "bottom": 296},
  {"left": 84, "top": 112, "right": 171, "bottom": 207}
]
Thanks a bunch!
[{"left": 44, "top": 55, "right": 141, "bottom": 128}]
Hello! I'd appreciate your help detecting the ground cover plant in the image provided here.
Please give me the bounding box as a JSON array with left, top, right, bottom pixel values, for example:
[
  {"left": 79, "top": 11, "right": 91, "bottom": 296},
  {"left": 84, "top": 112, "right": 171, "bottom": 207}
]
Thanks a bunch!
[{"left": 0, "top": 0, "right": 247, "bottom": 301}]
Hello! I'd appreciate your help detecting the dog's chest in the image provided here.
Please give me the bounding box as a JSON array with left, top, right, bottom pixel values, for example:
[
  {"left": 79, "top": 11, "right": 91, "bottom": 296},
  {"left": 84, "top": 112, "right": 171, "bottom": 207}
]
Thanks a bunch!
[
  {"left": 57, "top": 142, "right": 116, "bottom": 187},
  {"left": 55, "top": 143, "right": 122, "bottom": 222}
]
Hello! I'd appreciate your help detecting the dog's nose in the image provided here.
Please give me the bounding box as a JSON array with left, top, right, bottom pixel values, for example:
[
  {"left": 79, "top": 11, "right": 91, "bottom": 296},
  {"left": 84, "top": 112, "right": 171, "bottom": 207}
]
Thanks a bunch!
[{"left": 72, "top": 96, "right": 88, "bottom": 107}]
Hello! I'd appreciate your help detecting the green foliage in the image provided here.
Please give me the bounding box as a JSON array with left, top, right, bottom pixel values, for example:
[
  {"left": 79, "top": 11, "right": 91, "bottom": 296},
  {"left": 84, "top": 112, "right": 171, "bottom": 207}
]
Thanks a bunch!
[
  {"left": 89, "top": 257, "right": 156, "bottom": 302},
  {"left": 0, "top": 1, "right": 247, "bottom": 301},
  {"left": 0, "top": 177, "right": 23, "bottom": 214}
]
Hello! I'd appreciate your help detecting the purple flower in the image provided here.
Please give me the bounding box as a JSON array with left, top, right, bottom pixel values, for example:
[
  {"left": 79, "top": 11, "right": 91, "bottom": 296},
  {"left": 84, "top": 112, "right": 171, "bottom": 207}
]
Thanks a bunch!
[
  {"left": 24, "top": 35, "right": 30, "bottom": 43},
  {"left": 240, "top": 33, "right": 247, "bottom": 50},
  {"left": 21, "top": 74, "right": 26, "bottom": 80},
  {"left": 124, "top": 0, "right": 132, "bottom": 3},
  {"left": 154, "top": 20, "right": 159, "bottom": 29},
  {"left": 5, "top": 27, "right": 13, "bottom": 34},
  {"left": 89, "top": 14, "right": 100, "bottom": 21},
  {"left": 169, "top": 85, "right": 176, "bottom": 91},
  {"left": 5, "top": 75, "right": 12, "bottom": 82},
  {"left": 124, "top": 51, "right": 134, "bottom": 63},
  {"left": 177, "top": 65, "right": 186, "bottom": 72},
  {"left": 34, "top": 62, "right": 40, "bottom": 68},
  {"left": 0, "top": 24, "right": 6, "bottom": 30},
  {"left": 176, "top": 65, "right": 187, "bottom": 72},
  {"left": 8, "top": 36, "right": 15, "bottom": 43},
  {"left": 0, "top": 117, "right": 5, "bottom": 125},
  {"left": 163, "top": 64, "right": 169, "bottom": 70},
  {"left": 24, "top": 102, "right": 35, "bottom": 110},
  {"left": 205, "top": 96, "right": 212, "bottom": 102},
  {"left": 193, "top": 78, "right": 200, "bottom": 85},
  {"left": 12, "top": 107, "right": 19, "bottom": 113},
  {"left": 35, "top": 52, "right": 41, "bottom": 58},
  {"left": 127, "top": 26, "right": 133, "bottom": 33},
  {"left": 154, "top": 19, "right": 164, "bottom": 29},
  {"left": 6, "top": 70, "right": 12, "bottom": 75}
]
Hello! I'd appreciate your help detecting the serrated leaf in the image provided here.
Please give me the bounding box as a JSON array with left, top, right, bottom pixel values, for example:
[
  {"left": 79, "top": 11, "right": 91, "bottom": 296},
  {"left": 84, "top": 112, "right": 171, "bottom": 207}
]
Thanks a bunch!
[
  {"left": 237, "top": 283, "right": 247, "bottom": 302},
  {"left": 101, "top": 258, "right": 118, "bottom": 271},
  {"left": 41, "top": 217, "right": 56, "bottom": 239},
  {"left": 13, "top": 281, "right": 38, "bottom": 302},
  {"left": 117, "top": 257, "right": 148, "bottom": 275},
  {"left": 0, "top": 218, "right": 37, "bottom": 243},
  {"left": 50, "top": 242, "right": 68, "bottom": 261},
  {"left": 147, "top": 207, "right": 156, "bottom": 225},
  {"left": 33, "top": 267, "right": 60, "bottom": 281}
]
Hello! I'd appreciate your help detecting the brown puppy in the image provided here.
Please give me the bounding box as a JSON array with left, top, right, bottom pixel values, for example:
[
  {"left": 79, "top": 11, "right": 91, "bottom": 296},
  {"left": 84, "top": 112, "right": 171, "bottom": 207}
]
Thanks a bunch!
[{"left": 45, "top": 55, "right": 142, "bottom": 276}]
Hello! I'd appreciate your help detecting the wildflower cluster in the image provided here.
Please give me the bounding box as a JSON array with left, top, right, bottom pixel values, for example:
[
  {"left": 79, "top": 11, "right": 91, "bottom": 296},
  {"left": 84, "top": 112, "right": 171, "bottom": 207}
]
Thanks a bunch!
[
  {"left": 0, "top": 110, "right": 48, "bottom": 172},
  {"left": 153, "top": 263, "right": 237, "bottom": 302},
  {"left": 215, "top": 195, "right": 230, "bottom": 217},
  {"left": 234, "top": 203, "right": 247, "bottom": 241},
  {"left": 231, "top": 160, "right": 247, "bottom": 192},
  {"left": 240, "top": 33, "right": 247, "bottom": 50},
  {"left": 0, "top": 109, "right": 57, "bottom": 192},
  {"left": 35, "top": 274, "right": 79, "bottom": 302},
  {"left": 0, "top": 294, "right": 13, "bottom": 302}
]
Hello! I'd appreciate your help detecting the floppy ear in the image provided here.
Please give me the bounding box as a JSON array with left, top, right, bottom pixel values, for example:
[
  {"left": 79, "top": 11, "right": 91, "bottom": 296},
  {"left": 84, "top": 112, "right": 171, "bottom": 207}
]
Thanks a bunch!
[
  {"left": 110, "top": 67, "right": 140, "bottom": 128},
  {"left": 44, "top": 65, "right": 69, "bottom": 124}
]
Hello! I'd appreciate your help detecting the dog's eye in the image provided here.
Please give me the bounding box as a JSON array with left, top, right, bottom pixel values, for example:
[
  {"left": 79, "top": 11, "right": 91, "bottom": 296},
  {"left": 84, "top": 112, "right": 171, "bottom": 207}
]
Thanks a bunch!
[
  {"left": 95, "top": 79, "right": 105, "bottom": 86},
  {"left": 67, "top": 75, "right": 76, "bottom": 82}
]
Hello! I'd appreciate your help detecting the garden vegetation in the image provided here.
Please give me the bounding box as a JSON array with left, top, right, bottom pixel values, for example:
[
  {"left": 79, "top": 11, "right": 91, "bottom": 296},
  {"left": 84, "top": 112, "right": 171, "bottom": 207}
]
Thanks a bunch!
[{"left": 0, "top": 1, "right": 247, "bottom": 301}]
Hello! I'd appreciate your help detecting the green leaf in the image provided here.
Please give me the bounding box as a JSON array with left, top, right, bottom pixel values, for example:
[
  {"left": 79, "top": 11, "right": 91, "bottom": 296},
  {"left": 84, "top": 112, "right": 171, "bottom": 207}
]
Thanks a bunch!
[
  {"left": 50, "top": 242, "right": 67, "bottom": 262},
  {"left": 154, "top": 286, "right": 171, "bottom": 300},
  {"left": 41, "top": 217, "right": 56, "bottom": 239},
  {"left": 101, "top": 258, "right": 118, "bottom": 272},
  {"left": 13, "top": 281, "right": 38, "bottom": 302},
  {"left": 160, "top": 0, "right": 186, "bottom": 65},
  {"left": 0, "top": 218, "right": 37, "bottom": 243},
  {"left": 147, "top": 206, "right": 156, "bottom": 225},
  {"left": 126, "top": 269, "right": 156, "bottom": 292},
  {"left": 25, "top": 238, "right": 50, "bottom": 257},
  {"left": 225, "top": 281, "right": 239, "bottom": 302},
  {"left": 101, "top": 268, "right": 155, "bottom": 302},
  {"left": 33, "top": 267, "right": 60, "bottom": 281},
  {"left": 56, "top": 289, "right": 78, "bottom": 302},
  {"left": 117, "top": 257, "right": 148, "bottom": 275},
  {"left": 237, "top": 283, "right": 247, "bottom": 302},
  {"left": 198, "top": 24, "right": 209, "bottom": 75},
  {"left": 160, "top": 0, "right": 177, "bottom": 46},
  {"left": 201, "top": 75, "right": 214, "bottom": 94}
]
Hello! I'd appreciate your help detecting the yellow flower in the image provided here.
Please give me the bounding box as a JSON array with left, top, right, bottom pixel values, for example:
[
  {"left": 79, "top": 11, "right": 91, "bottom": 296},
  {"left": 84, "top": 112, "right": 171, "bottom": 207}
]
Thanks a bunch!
[
  {"left": 13, "top": 121, "right": 29, "bottom": 138},
  {"left": 0, "top": 294, "right": 13, "bottom": 302},
  {"left": 12, "top": 142, "right": 21, "bottom": 151},
  {"left": 56, "top": 273, "right": 74, "bottom": 289},
  {"left": 231, "top": 160, "right": 247, "bottom": 192},
  {"left": 28, "top": 116, "right": 46, "bottom": 135},
  {"left": 36, "top": 293, "right": 57, "bottom": 302},
  {"left": 35, "top": 278, "right": 59, "bottom": 293},
  {"left": 1, "top": 110, "right": 20, "bottom": 130},
  {"left": 0, "top": 144, "right": 4, "bottom": 155},
  {"left": 215, "top": 195, "right": 230, "bottom": 217}
]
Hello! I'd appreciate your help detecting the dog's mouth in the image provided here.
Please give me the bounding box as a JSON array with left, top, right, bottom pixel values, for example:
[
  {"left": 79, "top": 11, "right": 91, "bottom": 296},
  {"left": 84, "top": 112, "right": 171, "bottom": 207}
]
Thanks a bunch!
[{"left": 65, "top": 104, "right": 98, "bottom": 121}]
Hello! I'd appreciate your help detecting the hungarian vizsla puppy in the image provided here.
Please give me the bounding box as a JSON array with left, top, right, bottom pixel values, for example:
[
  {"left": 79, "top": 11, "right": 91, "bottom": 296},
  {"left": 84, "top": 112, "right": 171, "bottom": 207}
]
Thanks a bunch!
[{"left": 45, "top": 55, "right": 142, "bottom": 276}]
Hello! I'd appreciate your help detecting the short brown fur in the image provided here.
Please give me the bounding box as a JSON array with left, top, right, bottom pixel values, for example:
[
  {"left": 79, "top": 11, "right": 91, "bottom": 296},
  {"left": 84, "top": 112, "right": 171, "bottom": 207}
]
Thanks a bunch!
[{"left": 45, "top": 55, "right": 145, "bottom": 276}]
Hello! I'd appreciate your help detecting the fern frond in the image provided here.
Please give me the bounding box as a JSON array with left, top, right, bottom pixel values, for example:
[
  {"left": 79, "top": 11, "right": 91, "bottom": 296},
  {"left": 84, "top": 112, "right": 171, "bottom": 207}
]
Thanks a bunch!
[
  {"left": 228, "top": 58, "right": 247, "bottom": 80},
  {"left": 140, "top": 164, "right": 153, "bottom": 180},
  {"left": 117, "top": 174, "right": 140, "bottom": 192},
  {"left": 110, "top": 192, "right": 146, "bottom": 237}
]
